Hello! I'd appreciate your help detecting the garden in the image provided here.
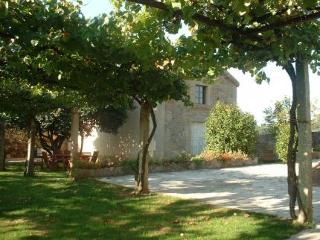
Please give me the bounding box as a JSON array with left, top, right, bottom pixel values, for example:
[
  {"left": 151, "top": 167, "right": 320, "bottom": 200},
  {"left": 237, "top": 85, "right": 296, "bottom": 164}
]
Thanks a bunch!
[{"left": 1, "top": 0, "right": 320, "bottom": 239}]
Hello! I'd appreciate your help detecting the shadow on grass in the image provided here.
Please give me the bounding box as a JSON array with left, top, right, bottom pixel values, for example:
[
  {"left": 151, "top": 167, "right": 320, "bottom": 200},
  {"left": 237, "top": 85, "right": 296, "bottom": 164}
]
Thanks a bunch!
[{"left": 0, "top": 163, "right": 303, "bottom": 240}]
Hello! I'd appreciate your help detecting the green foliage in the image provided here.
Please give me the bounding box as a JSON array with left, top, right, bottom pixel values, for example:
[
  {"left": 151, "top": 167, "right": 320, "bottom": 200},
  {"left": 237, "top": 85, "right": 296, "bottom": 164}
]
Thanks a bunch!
[
  {"left": 311, "top": 101, "right": 320, "bottom": 131},
  {"left": 1, "top": 0, "right": 190, "bottom": 122},
  {"left": 276, "top": 124, "right": 290, "bottom": 163},
  {"left": 205, "top": 102, "right": 257, "bottom": 156},
  {"left": 118, "top": 0, "right": 320, "bottom": 82},
  {"left": 94, "top": 107, "right": 127, "bottom": 134},
  {"left": 263, "top": 97, "right": 291, "bottom": 135},
  {"left": 190, "top": 157, "right": 204, "bottom": 168},
  {"left": 100, "top": 9, "right": 191, "bottom": 106},
  {"left": 173, "top": 151, "right": 192, "bottom": 162},
  {"left": 0, "top": 0, "right": 132, "bottom": 124},
  {"left": 263, "top": 97, "right": 294, "bottom": 163}
]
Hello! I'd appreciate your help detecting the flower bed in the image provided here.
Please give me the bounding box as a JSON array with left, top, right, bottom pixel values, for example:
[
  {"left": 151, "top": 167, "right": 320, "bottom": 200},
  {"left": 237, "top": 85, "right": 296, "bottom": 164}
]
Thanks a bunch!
[{"left": 71, "top": 153, "right": 257, "bottom": 180}]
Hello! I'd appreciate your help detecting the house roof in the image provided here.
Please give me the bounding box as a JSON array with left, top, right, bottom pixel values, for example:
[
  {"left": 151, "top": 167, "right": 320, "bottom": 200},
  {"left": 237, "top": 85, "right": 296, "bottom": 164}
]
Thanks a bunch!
[{"left": 223, "top": 71, "right": 240, "bottom": 87}]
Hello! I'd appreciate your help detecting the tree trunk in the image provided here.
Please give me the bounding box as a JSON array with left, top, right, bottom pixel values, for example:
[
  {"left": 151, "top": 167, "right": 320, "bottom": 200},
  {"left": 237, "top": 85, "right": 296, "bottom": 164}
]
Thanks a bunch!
[
  {"left": 296, "top": 57, "right": 313, "bottom": 223},
  {"left": 0, "top": 119, "right": 5, "bottom": 171},
  {"left": 136, "top": 102, "right": 151, "bottom": 194},
  {"left": 24, "top": 118, "right": 36, "bottom": 176},
  {"left": 284, "top": 63, "right": 299, "bottom": 219},
  {"left": 135, "top": 102, "right": 157, "bottom": 194},
  {"left": 70, "top": 108, "right": 79, "bottom": 168}
]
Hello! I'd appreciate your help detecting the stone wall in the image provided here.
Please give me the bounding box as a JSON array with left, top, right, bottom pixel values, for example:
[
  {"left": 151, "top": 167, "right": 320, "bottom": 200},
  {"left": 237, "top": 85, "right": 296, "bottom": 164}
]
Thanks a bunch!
[
  {"left": 257, "top": 131, "right": 320, "bottom": 162},
  {"left": 256, "top": 134, "right": 277, "bottom": 162},
  {"left": 312, "top": 131, "right": 320, "bottom": 149}
]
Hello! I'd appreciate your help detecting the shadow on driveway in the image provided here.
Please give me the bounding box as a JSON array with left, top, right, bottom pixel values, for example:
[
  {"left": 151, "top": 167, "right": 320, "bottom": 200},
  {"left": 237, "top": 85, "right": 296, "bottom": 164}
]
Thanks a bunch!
[{"left": 101, "top": 163, "right": 320, "bottom": 223}]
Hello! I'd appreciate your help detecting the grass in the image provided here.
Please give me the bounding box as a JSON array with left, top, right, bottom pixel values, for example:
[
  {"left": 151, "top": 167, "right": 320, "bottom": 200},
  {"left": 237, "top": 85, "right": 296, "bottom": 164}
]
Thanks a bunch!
[{"left": 0, "top": 164, "right": 304, "bottom": 240}]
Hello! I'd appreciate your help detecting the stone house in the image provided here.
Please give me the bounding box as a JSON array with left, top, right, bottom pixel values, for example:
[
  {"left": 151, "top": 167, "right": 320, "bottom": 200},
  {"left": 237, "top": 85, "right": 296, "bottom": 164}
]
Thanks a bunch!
[{"left": 82, "top": 72, "right": 239, "bottom": 161}]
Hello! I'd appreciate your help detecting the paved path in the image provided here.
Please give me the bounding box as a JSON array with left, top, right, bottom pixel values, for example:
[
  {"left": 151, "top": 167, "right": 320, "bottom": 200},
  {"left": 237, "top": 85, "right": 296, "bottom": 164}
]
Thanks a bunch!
[
  {"left": 288, "top": 225, "right": 320, "bottom": 240},
  {"left": 100, "top": 163, "right": 320, "bottom": 239}
]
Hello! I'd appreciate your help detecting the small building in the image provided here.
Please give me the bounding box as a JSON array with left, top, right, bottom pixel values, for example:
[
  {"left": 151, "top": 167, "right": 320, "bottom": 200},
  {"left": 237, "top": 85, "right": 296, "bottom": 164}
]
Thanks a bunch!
[{"left": 82, "top": 72, "right": 239, "bottom": 162}]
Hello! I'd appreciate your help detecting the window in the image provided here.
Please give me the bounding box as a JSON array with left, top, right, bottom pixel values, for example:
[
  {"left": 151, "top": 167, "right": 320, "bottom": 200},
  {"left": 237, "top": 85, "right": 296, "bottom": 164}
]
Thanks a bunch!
[{"left": 195, "top": 85, "right": 206, "bottom": 104}]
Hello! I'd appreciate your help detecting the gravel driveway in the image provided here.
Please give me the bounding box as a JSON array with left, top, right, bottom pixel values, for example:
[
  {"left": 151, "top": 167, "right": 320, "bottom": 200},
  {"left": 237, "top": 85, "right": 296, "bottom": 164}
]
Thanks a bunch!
[{"left": 100, "top": 163, "right": 320, "bottom": 223}]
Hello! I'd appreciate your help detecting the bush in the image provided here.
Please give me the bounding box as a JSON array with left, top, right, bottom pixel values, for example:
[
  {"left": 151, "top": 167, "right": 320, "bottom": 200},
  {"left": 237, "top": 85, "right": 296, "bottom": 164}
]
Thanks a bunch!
[
  {"left": 174, "top": 151, "right": 192, "bottom": 162},
  {"left": 205, "top": 102, "right": 257, "bottom": 156},
  {"left": 263, "top": 98, "right": 294, "bottom": 163},
  {"left": 197, "top": 150, "right": 250, "bottom": 162},
  {"left": 190, "top": 156, "right": 204, "bottom": 168},
  {"left": 275, "top": 123, "right": 290, "bottom": 162}
]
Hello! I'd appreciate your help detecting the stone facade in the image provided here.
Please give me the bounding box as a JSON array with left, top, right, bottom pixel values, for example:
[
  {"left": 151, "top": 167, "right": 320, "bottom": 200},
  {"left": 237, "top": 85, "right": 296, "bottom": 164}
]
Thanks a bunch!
[{"left": 83, "top": 72, "right": 239, "bottom": 162}]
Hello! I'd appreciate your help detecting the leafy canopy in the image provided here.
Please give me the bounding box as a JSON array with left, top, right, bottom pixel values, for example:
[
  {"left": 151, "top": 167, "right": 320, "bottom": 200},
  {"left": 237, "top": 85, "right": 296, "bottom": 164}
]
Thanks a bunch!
[{"left": 118, "top": 0, "right": 320, "bottom": 81}]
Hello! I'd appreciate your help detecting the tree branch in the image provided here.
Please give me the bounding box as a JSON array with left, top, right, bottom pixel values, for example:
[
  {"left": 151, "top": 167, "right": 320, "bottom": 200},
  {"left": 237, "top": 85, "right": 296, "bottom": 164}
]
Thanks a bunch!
[
  {"left": 127, "top": 0, "right": 320, "bottom": 37},
  {"left": 246, "top": 10, "right": 320, "bottom": 34}
]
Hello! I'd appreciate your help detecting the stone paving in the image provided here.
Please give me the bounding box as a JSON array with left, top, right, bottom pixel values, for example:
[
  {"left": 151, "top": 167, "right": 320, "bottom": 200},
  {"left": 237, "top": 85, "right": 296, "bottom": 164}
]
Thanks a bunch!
[
  {"left": 288, "top": 225, "right": 320, "bottom": 240},
  {"left": 100, "top": 163, "right": 320, "bottom": 239}
]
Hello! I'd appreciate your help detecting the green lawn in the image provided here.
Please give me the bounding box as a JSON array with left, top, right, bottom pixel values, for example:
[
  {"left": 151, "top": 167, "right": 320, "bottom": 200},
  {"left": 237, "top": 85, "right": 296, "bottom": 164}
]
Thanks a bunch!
[{"left": 0, "top": 164, "right": 304, "bottom": 240}]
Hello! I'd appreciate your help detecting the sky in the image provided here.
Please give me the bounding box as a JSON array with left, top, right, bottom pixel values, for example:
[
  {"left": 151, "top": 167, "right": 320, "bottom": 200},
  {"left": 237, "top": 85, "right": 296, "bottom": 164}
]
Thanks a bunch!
[{"left": 81, "top": 0, "right": 320, "bottom": 124}]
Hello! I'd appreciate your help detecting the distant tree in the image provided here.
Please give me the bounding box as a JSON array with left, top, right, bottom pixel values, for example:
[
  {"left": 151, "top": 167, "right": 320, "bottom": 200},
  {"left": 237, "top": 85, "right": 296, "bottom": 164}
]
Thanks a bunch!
[
  {"left": 264, "top": 98, "right": 292, "bottom": 162},
  {"left": 35, "top": 106, "right": 129, "bottom": 156},
  {"left": 35, "top": 108, "right": 71, "bottom": 157},
  {"left": 311, "top": 101, "right": 320, "bottom": 132},
  {"left": 265, "top": 98, "right": 320, "bottom": 162},
  {"left": 0, "top": 79, "right": 67, "bottom": 176}
]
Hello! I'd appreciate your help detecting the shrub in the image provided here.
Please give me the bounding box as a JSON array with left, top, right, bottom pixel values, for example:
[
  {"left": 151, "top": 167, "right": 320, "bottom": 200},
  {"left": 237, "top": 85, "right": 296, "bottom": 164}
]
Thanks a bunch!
[
  {"left": 173, "top": 151, "right": 192, "bottom": 163},
  {"left": 120, "top": 159, "right": 138, "bottom": 173},
  {"left": 205, "top": 102, "right": 257, "bottom": 156},
  {"left": 275, "top": 123, "right": 290, "bottom": 162},
  {"left": 263, "top": 98, "right": 294, "bottom": 163},
  {"left": 197, "top": 150, "right": 250, "bottom": 162},
  {"left": 190, "top": 156, "right": 204, "bottom": 168}
]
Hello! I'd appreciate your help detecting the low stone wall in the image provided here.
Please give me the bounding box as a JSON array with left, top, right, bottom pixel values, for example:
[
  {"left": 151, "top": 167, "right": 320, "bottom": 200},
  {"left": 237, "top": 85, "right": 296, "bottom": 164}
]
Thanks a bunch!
[
  {"left": 312, "top": 152, "right": 320, "bottom": 159},
  {"left": 313, "top": 163, "right": 320, "bottom": 186},
  {"left": 313, "top": 131, "right": 320, "bottom": 149},
  {"left": 256, "top": 133, "right": 277, "bottom": 162},
  {"left": 72, "top": 158, "right": 258, "bottom": 180},
  {"left": 257, "top": 131, "right": 320, "bottom": 162}
]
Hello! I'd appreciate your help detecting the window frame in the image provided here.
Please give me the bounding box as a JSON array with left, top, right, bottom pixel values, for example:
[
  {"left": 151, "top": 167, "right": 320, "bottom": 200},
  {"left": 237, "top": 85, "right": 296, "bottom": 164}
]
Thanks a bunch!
[{"left": 195, "top": 85, "right": 207, "bottom": 104}]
